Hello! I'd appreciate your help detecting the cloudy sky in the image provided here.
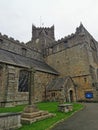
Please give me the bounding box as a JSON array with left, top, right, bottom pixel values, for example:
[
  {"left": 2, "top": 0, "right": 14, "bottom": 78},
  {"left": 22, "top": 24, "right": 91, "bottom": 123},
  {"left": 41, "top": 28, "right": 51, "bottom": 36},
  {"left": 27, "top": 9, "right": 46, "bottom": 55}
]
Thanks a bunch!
[{"left": 0, "top": 0, "right": 98, "bottom": 42}]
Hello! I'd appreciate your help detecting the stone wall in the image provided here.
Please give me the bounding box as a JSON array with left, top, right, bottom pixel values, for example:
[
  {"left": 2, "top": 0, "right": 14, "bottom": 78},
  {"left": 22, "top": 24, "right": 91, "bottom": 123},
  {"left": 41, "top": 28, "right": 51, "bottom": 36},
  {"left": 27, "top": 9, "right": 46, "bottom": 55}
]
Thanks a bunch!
[
  {"left": 0, "top": 64, "right": 57, "bottom": 106},
  {"left": 0, "top": 64, "right": 7, "bottom": 103},
  {"left": 72, "top": 75, "right": 94, "bottom": 101},
  {"left": 46, "top": 78, "right": 76, "bottom": 102},
  {"left": 45, "top": 41, "right": 98, "bottom": 101},
  {"left": 0, "top": 33, "right": 44, "bottom": 61},
  {"left": 0, "top": 112, "right": 21, "bottom": 130},
  {"left": 27, "top": 25, "right": 55, "bottom": 51},
  {"left": 46, "top": 43, "right": 90, "bottom": 77},
  {"left": 31, "top": 25, "right": 55, "bottom": 40},
  {"left": 47, "top": 90, "right": 62, "bottom": 101},
  {"left": 34, "top": 71, "right": 56, "bottom": 102},
  {"left": 0, "top": 65, "right": 29, "bottom": 107}
]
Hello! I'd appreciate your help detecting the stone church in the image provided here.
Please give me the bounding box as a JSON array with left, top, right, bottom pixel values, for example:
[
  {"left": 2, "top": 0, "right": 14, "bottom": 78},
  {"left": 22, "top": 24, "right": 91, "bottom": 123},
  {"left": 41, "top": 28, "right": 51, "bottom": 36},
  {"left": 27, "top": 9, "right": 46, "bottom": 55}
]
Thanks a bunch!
[{"left": 0, "top": 23, "right": 98, "bottom": 107}]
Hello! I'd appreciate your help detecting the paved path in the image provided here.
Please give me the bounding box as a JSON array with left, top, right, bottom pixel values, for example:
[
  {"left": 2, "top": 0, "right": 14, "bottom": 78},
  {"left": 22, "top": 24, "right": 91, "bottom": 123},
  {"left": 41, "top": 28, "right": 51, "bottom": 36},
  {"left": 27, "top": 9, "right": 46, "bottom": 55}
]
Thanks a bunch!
[{"left": 51, "top": 103, "right": 98, "bottom": 130}]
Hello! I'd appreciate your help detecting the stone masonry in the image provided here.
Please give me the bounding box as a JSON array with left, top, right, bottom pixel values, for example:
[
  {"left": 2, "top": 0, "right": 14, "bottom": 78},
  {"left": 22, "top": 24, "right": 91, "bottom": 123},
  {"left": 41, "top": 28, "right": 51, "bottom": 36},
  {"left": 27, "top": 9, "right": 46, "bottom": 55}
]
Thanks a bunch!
[{"left": 0, "top": 23, "right": 98, "bottom": 106}]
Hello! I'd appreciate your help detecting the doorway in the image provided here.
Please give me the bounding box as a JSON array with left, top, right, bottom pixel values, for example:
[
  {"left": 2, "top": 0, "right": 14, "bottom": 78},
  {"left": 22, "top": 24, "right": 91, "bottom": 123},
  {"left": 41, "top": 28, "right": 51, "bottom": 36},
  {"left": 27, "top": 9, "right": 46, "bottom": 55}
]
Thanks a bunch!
[{"left": 69, "top": 90, "right": 74, "bottom": 102}]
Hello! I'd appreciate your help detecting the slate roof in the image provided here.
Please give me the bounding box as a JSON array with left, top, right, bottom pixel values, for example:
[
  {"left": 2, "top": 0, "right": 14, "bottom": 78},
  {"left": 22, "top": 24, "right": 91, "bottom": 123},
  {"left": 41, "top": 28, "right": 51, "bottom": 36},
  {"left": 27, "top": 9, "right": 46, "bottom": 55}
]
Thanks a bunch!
[
  {"left": 46, "top": 77, "right": 70, "bottom": 91},
  {"left": 0, "top": 48, "right": 59, "bottom": 75}
]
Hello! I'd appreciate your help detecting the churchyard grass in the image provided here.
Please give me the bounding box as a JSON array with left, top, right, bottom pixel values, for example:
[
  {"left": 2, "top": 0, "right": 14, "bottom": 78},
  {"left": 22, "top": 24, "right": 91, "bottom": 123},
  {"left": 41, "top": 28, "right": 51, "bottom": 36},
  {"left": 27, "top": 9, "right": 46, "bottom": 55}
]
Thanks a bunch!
[
  {"left": 0, "top": 102, "right": 83, "bottom": 130},
  {"left": 0, "top": 104, "right": 26, "bottom": 113},
  {"left": 19, "top": 102, "right": 83, "bottom": 130}
]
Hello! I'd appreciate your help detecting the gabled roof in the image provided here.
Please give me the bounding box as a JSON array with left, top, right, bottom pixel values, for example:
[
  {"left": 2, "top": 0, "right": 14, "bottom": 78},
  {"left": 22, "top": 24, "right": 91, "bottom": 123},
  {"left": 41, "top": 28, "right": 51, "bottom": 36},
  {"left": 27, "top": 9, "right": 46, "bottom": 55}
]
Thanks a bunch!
[
  {"left": 0, "top": 48, "right": 59, "bottom": 75},
  {"left": 46, "top": 77, "right": 73, "bottom": 91}
]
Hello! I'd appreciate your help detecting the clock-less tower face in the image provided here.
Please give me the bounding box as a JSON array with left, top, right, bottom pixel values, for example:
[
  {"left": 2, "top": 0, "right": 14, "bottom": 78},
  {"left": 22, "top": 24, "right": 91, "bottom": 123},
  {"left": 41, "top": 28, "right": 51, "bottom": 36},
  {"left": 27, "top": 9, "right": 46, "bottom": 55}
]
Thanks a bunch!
[
  {"left": 31, "top": 25, "right": 55, "bottom": 51},
  {"left": 35, "top": 38, "right": 39, "bottom": 44}
]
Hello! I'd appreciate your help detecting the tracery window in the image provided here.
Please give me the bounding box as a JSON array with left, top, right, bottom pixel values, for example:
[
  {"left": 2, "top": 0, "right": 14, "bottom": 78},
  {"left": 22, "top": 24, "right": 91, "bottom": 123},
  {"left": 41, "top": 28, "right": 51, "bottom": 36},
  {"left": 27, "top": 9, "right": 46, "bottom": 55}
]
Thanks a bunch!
[{"left": 18, "top": 70, "right": 29, "bottom": 92}]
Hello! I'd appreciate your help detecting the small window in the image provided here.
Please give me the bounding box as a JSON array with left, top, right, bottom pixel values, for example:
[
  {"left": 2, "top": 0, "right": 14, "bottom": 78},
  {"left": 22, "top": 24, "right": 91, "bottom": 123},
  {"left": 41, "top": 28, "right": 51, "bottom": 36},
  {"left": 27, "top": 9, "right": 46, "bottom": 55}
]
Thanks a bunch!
[
  {"left": 51, "top": 92, "right": 55, "bottom": 97},
  {"left": 64, "top": 40, "right": 68, "bottom": 44},
  {"left": 96, "top": 87, "right": 98, "bottom": 91},
  {"left": 84, "top": 77, "right": 87, "bottom": 83},
  {"left": 22, "top": 48, "right": 27, "bottom": 56},
  {"left": 0, "top": 39, "right": 3, "bottom": 43},
  {"left": 57, "top": 61, "right": 59, "bottom": 63}
]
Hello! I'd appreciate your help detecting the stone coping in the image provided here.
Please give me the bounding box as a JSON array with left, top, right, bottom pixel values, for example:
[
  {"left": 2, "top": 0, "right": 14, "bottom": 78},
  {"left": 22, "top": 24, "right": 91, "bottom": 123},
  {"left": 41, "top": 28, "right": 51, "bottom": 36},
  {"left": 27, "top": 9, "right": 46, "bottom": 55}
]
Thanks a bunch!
[
  {"left": 58, "top": 104, "right": 72, "bottom": 107},
  {"left": 0, "top": 112, "right": 22, "bottom": 117}
]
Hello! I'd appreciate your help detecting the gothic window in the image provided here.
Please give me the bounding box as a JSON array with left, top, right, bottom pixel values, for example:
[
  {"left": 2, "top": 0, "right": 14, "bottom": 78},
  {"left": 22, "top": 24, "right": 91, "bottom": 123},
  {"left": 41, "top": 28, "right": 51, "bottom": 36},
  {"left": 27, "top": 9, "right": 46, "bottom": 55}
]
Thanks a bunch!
[{"left": 18, "top": 70, "right": 29, "bottom": 92}]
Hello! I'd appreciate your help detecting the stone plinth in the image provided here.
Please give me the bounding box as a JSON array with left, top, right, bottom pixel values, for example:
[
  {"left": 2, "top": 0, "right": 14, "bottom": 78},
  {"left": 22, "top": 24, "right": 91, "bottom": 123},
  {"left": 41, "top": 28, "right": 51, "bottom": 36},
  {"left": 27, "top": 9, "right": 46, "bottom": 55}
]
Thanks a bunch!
[
  {"left": 58, "top": 104, "right": 73, "bottom": 113},
  {"left": 21, "top": 105, "right": 55, "bottom": 124},
  {"left": 59, "top": 98, "right": 65, "bottom": 104},
  {"left": 23, "top": 105, "right": 38, "bottom": 113}
]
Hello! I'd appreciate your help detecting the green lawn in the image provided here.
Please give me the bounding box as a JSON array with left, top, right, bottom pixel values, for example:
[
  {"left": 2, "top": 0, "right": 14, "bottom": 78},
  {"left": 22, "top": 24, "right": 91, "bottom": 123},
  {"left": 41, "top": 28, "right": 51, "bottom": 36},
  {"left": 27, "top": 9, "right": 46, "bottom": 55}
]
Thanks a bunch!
[
  {"left": 19, "top": 102, "right": 83, "bottom": 130},
  {"left": 0, "top": 102, "right": 83, "bottom": 130},
  {"left": 0, "top": 104, "right": 26, "bottom": 113}
]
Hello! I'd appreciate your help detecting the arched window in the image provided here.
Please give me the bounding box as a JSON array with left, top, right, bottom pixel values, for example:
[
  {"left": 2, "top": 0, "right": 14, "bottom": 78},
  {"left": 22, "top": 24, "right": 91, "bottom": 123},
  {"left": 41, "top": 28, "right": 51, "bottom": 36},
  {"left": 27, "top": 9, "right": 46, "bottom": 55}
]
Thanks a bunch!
[{"left": 18, "top": 70, "right": 29, "bottom": 92}]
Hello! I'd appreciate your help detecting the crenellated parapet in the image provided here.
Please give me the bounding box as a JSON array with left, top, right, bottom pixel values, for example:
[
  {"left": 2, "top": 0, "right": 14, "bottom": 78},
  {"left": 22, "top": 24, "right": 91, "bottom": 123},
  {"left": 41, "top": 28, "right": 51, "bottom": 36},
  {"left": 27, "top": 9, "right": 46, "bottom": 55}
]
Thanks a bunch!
[
  {"left": 56, "top": 33, "right": 75, "bottom": 44},
  {"left": 0, "top": 32, "right": 42, "bottom": 52},
  {"left": 0, "top": 32, "right": 44, "bottom": 61},
  {"left": 32, "top": 24, "right": 54, "bottom": 30},
  {"left": 32, "top": 24, "right": 54, "bottom": 39},
  {"left": 44, "top": 24, "right": 88, "bottom": 57},
  {"left": 0, "top": 33, "right": 25, "bottom": 45}
]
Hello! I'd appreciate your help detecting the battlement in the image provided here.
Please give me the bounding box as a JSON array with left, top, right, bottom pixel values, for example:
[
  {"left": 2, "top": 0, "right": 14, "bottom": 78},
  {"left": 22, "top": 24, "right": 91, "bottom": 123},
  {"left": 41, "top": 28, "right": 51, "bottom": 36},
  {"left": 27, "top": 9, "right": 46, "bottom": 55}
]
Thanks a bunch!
[
  {"left": 0, "top": 32, "right": 25, "bottom": 45},
  {"left": 56, "top": 33, "right": 75, "bottom": 44},
  {"left": 0, "top": 32, "right": 42, "bottom": 53},
  {"left": 44, "top": 24, "right": 88, "bottom": 57},
  {"left": 32, "top": 25, "right": 54, "bottom": 30},
  {"left": 32, "top": 25, "right": 54, "bottom": 41}
]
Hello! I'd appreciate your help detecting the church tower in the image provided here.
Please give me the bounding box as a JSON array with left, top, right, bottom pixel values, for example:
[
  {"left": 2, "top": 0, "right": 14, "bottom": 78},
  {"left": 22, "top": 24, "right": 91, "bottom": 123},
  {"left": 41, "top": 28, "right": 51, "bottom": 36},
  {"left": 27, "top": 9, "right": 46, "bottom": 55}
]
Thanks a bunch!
[{"left": 30, "top": 25, "right": 55, "bottom": 51}]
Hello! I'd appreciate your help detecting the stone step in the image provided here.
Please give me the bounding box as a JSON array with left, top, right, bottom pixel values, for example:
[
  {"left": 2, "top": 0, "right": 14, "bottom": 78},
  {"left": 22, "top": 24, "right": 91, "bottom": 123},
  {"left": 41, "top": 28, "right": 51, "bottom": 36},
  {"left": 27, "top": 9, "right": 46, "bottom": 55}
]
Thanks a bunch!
[
  {"left": 36, "top": 113, "right": 54, "bottom": 121},
  {"left": 21, "top": 110, "right": 49, "bottom": 118},
  {"left": 21, "top": 112, "right": 55, "bottom": 124},
  {"left": 21, "top": 117, "right": 36, "bottom": 124}
]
